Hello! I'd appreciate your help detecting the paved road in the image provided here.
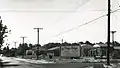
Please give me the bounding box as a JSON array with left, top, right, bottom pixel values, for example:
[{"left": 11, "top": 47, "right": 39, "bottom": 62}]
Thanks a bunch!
[
  {"left": 3, "top": 63, "right": 43, "bottom": 68},
  {"left": 0, "top": 57, "right": 40, "bottom": 68},
  {"left": 0, "top": 57, "right": 105, "bottom": 68}
]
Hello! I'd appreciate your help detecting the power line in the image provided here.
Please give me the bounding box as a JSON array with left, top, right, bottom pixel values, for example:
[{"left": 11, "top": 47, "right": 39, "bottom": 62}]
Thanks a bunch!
[
  {"left": 41, "top": 8, "right": 120, "bottom": 44},
  {"left": 73, "top": 0, "right": 90, "bottom": 11},
  {"left": 54, "top": 8, "right": 120, "bottom": 37},
  {"left": 51, "top": 0, "right": 90, "bottom": 26},
  {"left": 0, "top": 9, "right": 106, "bottom": 13},
  {"left": 0, "top": 0, "right": 90, "bottom": 13},
  {"left": 55, "top": 15, "right": 106, "bottom": 37},
  {"left": 111, "top": 8, "right": 120, "bottom": 13},
  {"left": 115, "top": 0, "right": 120, "bottom": 7},
  {"left": 0, "top": 9, "right": 95, "bottom": 13}
]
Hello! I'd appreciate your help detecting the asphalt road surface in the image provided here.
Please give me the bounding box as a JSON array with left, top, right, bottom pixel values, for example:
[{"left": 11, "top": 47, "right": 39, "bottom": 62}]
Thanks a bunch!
[
  {"left": 0, "top": 57, "right": 105, "bottom": 68},
  {"left": 0, "top": 57, "right": 41, "bottom": 68}
]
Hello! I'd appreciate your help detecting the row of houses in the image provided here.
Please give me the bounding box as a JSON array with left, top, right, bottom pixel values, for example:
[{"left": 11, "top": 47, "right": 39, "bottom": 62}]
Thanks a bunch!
[
  {"left": 47, "top": 44, "right": 114, "bottom": 59},
  {"left": 25, "top": 43, "right": 120, "bottom": 59}
]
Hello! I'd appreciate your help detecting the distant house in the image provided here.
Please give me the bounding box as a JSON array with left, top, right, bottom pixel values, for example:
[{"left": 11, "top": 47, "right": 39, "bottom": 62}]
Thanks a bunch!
[
  {"left": 80, "top": 44, "right": 93, "bottom": 57},
  {"left": 47, "top": 44, "right": 94, "bottom": 59},
  {"left": 25, "top": 45, "right": 47, "bottom": 59},
  {"left": 47, "top": 46, "right": 60, "bottom": 57},
  {"left": 112, "top": 43, "right": 120, "bottom": 59},
  {"left": 47, "top": 45, "right": 81, "bottom": 59},
  {"left": 92, "top": 44, "right": 113, "bottom": 59}
]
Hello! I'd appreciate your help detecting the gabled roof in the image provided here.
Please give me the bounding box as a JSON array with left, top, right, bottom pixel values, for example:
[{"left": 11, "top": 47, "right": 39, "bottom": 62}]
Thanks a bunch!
[
  {"left": 93, "top": 44, "right": 100, "bottom": 47},
  {"left": 48, "top": 47, "right": 59, "bottom": 51},
  {"left": 93, "top": 44, "right": 113, "bottom": 47},
  {"left": 32, "top": 47, "right": 47, "bottom": 51},
  {"left": 81, "top": 44, "right": 93, "bottom": 48}
]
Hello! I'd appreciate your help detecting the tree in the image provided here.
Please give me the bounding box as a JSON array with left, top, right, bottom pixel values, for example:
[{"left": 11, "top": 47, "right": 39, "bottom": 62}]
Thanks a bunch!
[
  {"left": 28, "top": 43, "right": 33, "bottom": 49},
  {"left": 62, "top": 42, "right": 71, "bottom": 46},
  {"left": 112, "top": 50, "right": 120, "bottom": 59},
  {"left": 79, "top": 41, "right": 84, "bottom": 44},
  {"left": 17, "top": 43, "right": 29, "bottom": 56},
  {"left": 85, "top": 41, "right": 92, "bottom": 45},
  {"left": 9, "top": 48, "right": 16, "bottom": 57},
  {"left": 42, "top": 43, "right": 61, "bottom": 49},
  {"left": 71, "top": 43, "right": 79, "bottom": 45},
  {"left": 0, "top": 17, "right": 10, "bottom": 49},
  {"left": 98, "top": 42, "right": 104, "bottom": 44},
  {"left": 114, "top": 41, "right": 120, "bottom": 46},
  {"left": 2, "top": 46, "right": 10, "bottom": 56}
]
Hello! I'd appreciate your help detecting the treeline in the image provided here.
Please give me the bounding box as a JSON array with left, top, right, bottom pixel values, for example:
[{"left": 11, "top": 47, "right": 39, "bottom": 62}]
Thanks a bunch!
[
  {"left": 2, "top": 41, "right": 120, "bottom": 57},
  {"left": 2, "top": 43, "right": 32, "bottom": 57},
  {"left": 43, "top": 41, "right": 94, "bottom": 49}
]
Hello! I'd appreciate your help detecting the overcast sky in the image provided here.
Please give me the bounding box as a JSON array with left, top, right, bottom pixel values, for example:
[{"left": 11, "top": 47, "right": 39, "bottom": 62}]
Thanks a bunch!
[{"left": 0, "top": 0, "right": 120, "bottom": 48}]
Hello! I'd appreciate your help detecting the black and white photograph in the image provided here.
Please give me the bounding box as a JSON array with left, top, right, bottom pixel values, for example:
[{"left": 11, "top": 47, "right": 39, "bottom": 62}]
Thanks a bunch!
[{"left": 0, "top": 0, "right": 120, "bottom": 68}]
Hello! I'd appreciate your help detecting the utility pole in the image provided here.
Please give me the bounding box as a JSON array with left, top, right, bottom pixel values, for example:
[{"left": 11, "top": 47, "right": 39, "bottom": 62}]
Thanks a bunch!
[
  {"left": 13, "top": 42, "right": 17, "bottom": 57},
  {"left": 13, "top": 42, "right": 17, "bottom": 48},
  {"left": 110, "top": 31, "right": 116, "bottom": 44},
  {"left": 60, "top": 39, "right": 63, "bottom": 59},
  {"left": 34, "top": 28, "right": 43, "bottom": 60},
  {"left": 21, "top": 36, "right": 26, "bottom": 44},
  {"left": 107, "top": 0, "right": 111, "bottom": 65},
  {"left": 61, "top": 39, "right": 63, "bottom": 44},
  {"left": 21, "top": 36, "right": 26, "bottom": 57}
]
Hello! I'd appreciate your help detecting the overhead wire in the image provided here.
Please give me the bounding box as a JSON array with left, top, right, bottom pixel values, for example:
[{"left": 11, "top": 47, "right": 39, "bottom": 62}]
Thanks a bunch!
[
  {"left": 115, "top": 0, "right": 120, "bottom": 7},
  {"left": 72, "top": 0, "right": 90, "bottom": 11},
  {"left": 43, "top": 0, "right": 91, "bottom": 43},
  {"left": 46, "top": 0, "right": 120, "bottom": 43},
  {"left": 51, "top": 0, "right": 90, "bottom": 25},
  {"left": 54, "top": 15, "right": 106, "bottom": 37},
  {"left": 53, "top": 8, "right": 120, "bottom": 37},
  {"left": 0, "top": 0, "right": 90, "bottom": 13}
]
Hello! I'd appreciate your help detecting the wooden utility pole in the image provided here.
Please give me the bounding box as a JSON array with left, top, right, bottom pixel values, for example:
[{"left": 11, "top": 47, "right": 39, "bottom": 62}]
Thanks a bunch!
[
  {"left": 13, "top": 42, "right": 17, "bottom": 48},
  {"left": 34, "top": 28, "right": 43, "bottom": 60},
  {"left": 107, "top": 0, "right": 111, "bottom": 65},
  {"left": 21, "top": 36, "right": 26, "bottom": 57},
  {"left": 111, "top": 31, "right": 116, "bottom": 44}
]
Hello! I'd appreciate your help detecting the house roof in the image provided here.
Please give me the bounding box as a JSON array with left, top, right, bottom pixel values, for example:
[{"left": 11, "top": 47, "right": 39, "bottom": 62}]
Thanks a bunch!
[
  {"left": 93, "top": 44, "right": 113, "bottom": 47},
  {"left": 48, "top": 47, "right": 60, "bottom": 51},
  {"left": 93, "top": 44, "right": 100, "bottom": 47},
  {"left": 81, "top": 44, "right": 93, "bottom": 48},
  {"left": 32, "top": 47, "right": 47, "bottom": 51}
]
